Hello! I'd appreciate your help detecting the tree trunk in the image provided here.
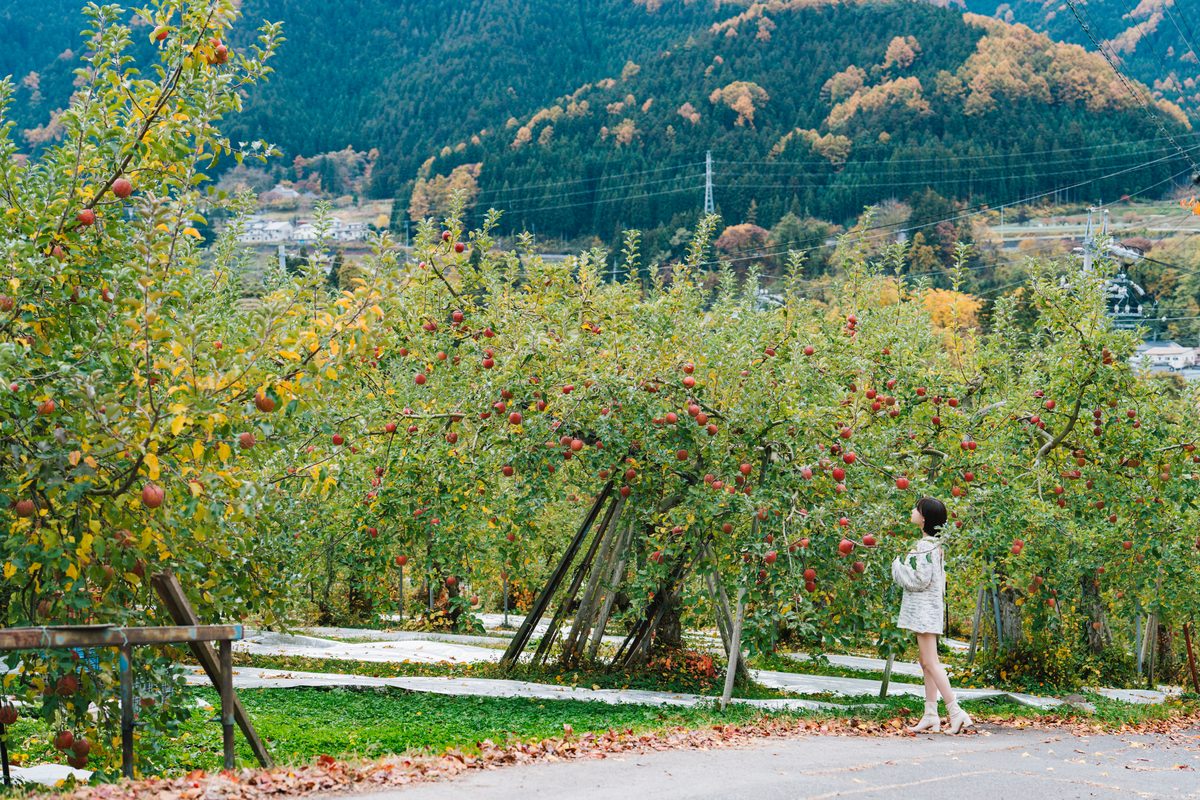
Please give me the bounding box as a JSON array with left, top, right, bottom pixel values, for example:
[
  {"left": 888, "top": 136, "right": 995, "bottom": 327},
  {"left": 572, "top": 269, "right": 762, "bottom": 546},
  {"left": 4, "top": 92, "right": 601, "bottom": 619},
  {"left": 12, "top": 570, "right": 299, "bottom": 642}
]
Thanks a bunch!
[
  {"left": 1081, "top": 572, "right": 1111, "bottom": 654},
  {"left": 996, "top": 584, "right": 1022, "bottom": 649},
  {"left": 1155, "top": 621, "right": 1174, "bottom": 684},
  {"left": 653, "top": 591, "right": 684, "bottom": 653}
]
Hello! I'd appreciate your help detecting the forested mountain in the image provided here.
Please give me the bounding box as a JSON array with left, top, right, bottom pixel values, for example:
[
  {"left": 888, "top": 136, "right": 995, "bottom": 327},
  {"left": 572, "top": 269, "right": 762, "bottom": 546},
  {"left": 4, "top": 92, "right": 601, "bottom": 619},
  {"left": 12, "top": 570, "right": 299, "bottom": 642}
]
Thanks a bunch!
[
  {"left": 2, "top": 0, "right": 1196, "bottom": 249},
  {"left": 956, "top": 0, "right": 1200, "bottom": 115},
  {"left": 0, "top": 0, "right": 728, "bottom": 194},
  {"left": 415, "top": 1, "right": 1195, "bottom": 245}
]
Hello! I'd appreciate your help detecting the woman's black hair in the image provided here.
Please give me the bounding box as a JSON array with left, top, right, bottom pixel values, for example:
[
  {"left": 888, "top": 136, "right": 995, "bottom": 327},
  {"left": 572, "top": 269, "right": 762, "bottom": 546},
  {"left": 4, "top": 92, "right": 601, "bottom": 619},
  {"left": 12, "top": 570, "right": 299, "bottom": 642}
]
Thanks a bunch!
[{"left": 916, "top": 496, "right": 948, "bottom": 537}]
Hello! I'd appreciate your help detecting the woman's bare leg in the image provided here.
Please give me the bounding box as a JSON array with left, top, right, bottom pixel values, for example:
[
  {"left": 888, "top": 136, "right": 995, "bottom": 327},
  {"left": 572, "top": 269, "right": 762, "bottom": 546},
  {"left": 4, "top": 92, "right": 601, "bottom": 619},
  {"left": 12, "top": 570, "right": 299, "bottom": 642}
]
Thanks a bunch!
[
  {"left": 908, "top": 634, "right": 942, "bottom": 731},
  {"left": 917, "top": 633, "right": 956, "bottom": 706},
  {"left": 916, "top": 648, "right": 937, "bottom": 703}
]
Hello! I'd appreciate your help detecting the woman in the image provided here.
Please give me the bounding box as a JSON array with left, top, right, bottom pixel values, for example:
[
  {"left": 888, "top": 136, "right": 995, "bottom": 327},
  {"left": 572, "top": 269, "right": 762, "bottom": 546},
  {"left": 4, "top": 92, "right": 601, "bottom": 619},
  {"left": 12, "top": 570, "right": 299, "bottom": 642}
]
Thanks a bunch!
[{"left": 891, "top": 496, "right": 973, "bottom": 734}]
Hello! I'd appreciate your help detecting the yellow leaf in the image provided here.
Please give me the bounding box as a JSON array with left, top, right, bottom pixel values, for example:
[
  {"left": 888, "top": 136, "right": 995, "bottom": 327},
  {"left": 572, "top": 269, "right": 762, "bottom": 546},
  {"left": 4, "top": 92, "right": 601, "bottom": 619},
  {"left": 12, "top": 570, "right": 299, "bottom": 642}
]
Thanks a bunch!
[
  {"left": 278, "top": 349, "right": 302, "bottom": 361},
  {"left": 192, "top": 440, "right": 204, "bottom": 461},
  {"left": 171, "top": 415, "right": 189, "bottom": 435},
  {"left": 2, "top": 563, "right": 14, "bottom": 580},
  {"left": 65, "top": 563, "right": 79, "bottom": 580},
  {"left": 188, "top": 481, "right": 204, "bottom": 497},
  {"left": 183, "top": 227, "right": 201, "bottom": 239},
  {"left": 144, "top": 452, "right": 160, "bottom": 480},
  {"left": 217, "top": 442, "right": 231, "bottom": 462},
  {"left": 84, "top": 456, "right": 98, "bottom": 469},
  {"left": 68, "top": 450, "right": 81, "bottom": 467}
]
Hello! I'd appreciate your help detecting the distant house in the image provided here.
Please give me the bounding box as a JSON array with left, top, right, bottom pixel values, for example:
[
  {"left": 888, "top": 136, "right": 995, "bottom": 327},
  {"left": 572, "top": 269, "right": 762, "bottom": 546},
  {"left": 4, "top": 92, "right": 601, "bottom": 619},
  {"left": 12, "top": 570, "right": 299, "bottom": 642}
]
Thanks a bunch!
[
  {"left": 260, "top": 184, "right": 301, "bottom": 205},
  {"left": 239, "top": 219, "right": 295, "bottom": 243},
  {"left": 1131, "top": 341, "right": 1198, "bottom": 371},
  {"left": 237, "top": 215, "right": 370, "bottom": 244}
]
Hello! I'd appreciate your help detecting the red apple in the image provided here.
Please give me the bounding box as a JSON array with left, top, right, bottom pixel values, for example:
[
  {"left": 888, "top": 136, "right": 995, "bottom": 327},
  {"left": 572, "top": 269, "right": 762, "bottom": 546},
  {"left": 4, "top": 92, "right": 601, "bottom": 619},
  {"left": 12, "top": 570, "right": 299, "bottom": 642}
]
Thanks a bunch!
[
  {"left": 112, "top": 178, "right": 132, "bottom": 198},
  {"left": 895, "top": 476, "right": 910, "bottom": 490},
  {"left": 141, "top": 483, "right": 164, "bottom": 509},
  {"left": 332, "top": 433, "right": 345, "bottom": 446},
  {"left": 76, "top": 208, "right": 95, "bottom": 226},
  {"left": 238, "top": 432, "right": 255, "bottom": 449},
  {"left": 254, "top": 392, "right": 276, "bottom": 413}
]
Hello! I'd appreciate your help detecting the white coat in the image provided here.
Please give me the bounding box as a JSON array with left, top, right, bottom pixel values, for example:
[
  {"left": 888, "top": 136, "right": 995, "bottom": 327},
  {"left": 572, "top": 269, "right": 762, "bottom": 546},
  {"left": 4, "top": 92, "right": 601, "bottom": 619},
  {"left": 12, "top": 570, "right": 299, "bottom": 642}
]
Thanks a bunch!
[{"left": 891, "top": 534, "right": 945, "bottom": 635}]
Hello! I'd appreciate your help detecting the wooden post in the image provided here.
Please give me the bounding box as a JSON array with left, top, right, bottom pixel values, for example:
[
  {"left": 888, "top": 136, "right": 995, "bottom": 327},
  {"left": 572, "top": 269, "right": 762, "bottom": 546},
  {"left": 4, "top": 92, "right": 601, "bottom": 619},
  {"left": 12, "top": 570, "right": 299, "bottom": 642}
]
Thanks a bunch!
[
  {"left": 219, "top": 641, "right": 235, "bottom": 771},
  {"left": 563, "top": 497, "right": 624, "bottom": 663},
  {"left": 119, "top": 644, "right": 134, "bottom": 779},
  {"left": 0, "top": 723, "right": 9, "bottom": 787},
  {"left": 586, "top": 522, "right": 633, "bottom": 661},
  {"left": 533, "top": 493, "right": 621, "bottom": 666},
  {"left": 879, "top": 652, "right": 895, "bottom": 699},
  {"left": 151, "top": 572, "right": 273, "bottom": 768},
  {"left": 966, "top": 586, "right": 985, "bottom": 666},
  {"left": 397, "top": 562, "right": 404, "bottom": 623},
  {"left": 720, "top": 588, "right": 746, "bottom": 712},
  {"left": 1183, "top": 622, "right": 1200, "bottom": 694},
  {"left": 500, "top": 483, "right": 613, "bottom": 666}
]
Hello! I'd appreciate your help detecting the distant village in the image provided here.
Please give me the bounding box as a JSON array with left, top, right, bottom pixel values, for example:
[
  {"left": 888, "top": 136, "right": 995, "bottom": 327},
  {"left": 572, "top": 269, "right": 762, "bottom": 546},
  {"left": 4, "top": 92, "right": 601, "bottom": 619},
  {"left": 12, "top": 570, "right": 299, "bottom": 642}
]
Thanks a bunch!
[
  {"left": 1132, "top": 341, "right": 1200, "bottom": 379},
  {"left": 236, "top": 184, "right": 373, "bottom": 244}
]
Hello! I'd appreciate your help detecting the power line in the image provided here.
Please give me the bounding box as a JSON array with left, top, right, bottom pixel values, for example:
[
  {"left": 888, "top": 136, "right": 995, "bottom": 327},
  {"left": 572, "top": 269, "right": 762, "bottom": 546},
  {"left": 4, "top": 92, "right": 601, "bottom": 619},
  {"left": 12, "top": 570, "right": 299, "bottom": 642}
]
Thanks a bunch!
[
  {"left": 1063, "top": 0, "right": 1200, "bottom": 176},
  {"left": 470, "top": 161, "right": 703, "bottom": 203},
  {"left": 686, "top": 151, "right": 1200, "bottom": 272},
  {"left": 460, "top": 134, "right": 1200, "bottom": 211},
  {"left": 720, "top": 132, "right": 1200, "bottom": 168},
  {"left": 1161, "top": 0, "right": 1200, "bottom": 64}
]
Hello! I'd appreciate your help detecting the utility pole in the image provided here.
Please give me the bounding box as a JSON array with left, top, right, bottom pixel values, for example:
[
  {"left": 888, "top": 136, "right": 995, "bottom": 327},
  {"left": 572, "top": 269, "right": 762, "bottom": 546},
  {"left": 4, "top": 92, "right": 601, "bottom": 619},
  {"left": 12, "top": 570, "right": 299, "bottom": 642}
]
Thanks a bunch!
[
  {"left": 704, "top": 150, "right": 715, "bottom": 216},
  {"left": 1081, "top": 207, "right": 1097, "bottom": 273}
]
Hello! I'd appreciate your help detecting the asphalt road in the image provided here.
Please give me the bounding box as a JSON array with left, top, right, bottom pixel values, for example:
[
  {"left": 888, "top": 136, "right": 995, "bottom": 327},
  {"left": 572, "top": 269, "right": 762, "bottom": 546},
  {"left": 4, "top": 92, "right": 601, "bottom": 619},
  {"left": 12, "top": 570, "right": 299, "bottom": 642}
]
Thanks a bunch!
[{"left": 336, "top": 725, "right": 1200, "bottom": 800}]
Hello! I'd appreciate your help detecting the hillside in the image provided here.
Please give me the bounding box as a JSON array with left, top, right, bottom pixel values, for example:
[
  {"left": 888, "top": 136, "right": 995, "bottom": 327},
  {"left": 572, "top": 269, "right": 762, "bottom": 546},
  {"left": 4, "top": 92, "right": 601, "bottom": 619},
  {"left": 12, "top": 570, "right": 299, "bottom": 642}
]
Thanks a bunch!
[
  {"left": 415, "top": 0, "right": 1195, "bottom": 244},
  {"left": 2, "top": 0, "right": 1196, "bottom": 250},
  {"left": 0, "top": 0, "right": 726, "bottom": 194},
  {"left": 956, "top": 0, "right": 1200, "bottom": 115}
]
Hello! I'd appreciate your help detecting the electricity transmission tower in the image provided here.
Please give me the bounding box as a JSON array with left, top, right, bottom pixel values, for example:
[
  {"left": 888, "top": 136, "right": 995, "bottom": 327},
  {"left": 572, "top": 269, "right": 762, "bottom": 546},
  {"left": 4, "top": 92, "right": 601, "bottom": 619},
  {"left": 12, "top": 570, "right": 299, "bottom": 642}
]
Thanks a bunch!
[{"left": 704, "top": 150, "right": 714, "bottom": 216}]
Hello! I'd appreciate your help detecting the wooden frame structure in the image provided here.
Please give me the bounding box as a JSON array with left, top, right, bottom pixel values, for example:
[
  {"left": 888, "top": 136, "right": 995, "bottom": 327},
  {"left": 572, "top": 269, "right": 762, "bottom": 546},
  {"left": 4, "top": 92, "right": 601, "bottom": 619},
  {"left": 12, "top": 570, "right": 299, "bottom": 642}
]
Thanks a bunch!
[{"left": 0, "top": 570, "right": 271, "bottom": 783}]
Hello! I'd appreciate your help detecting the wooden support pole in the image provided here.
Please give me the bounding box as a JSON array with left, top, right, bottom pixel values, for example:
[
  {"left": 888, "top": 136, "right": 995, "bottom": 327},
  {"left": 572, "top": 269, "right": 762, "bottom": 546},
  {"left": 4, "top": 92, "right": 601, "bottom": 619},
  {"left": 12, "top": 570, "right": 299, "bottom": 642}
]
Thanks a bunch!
[
  {"left": 563, "top": 497, "right": 625, "bottom": 664},
  {"left": 966, "top": 586, "right": 985, "bottom": 666},
  {"left": 720, "top": 588, "right": 746, "bottom": 712},
  {"left": 534, "top": 493, "right": 621, "bottom": 666},
  {"left": 151, "top": 572, "right": 273, "bottom": 768},
  {"left": 119, "top": 644, "right": 134, "bottom": 779},
  {"left": 219, "top": 640, "right": 235, "bottom": 771},
  {"left": 586, "top": 522, "right": 633, "bottom": 661},
  {"left": 1183, "top": 622, "right": 1200, "bottom": 694},
  {"left": 0, "top": 724, "right": 9, "bottom": 788},
  {"left": 501, "top": 483, "right": 613, "bottom": 666},
  {"left": 879, "top": 652, "right": 895, "bottom": 699}
]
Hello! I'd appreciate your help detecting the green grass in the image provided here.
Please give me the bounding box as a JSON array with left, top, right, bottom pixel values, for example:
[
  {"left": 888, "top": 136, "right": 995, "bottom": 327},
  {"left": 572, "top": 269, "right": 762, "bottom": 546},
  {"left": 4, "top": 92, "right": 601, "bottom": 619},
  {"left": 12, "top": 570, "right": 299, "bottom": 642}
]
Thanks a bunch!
[
  {"left": 231, "top": 651, "right": 794, "bottom": 700},
  {"left": 5, "top": 684, "right": 1195, "bottom": 782}
]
